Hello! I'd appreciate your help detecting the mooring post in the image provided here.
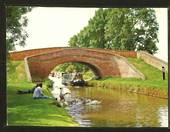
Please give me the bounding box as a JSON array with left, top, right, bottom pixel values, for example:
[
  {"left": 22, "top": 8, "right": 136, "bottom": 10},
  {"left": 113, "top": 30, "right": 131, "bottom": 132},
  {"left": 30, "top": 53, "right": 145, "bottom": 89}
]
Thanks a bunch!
[{"left": 162, "top": 66, "right": 165, "bottom": 80}]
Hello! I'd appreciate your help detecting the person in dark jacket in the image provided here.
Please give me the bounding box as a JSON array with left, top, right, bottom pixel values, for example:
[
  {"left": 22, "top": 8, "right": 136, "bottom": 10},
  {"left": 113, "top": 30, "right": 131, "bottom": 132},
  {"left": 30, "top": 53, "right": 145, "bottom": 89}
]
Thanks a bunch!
[{"left": 17, "top": 84, "right": 37, "bottom": 94}]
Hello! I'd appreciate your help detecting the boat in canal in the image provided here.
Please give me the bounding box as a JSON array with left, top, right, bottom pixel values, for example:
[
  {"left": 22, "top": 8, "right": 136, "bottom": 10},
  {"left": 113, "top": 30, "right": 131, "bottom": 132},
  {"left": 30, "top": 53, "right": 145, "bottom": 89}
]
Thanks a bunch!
[{"left": 70, "top": 79, "right": 86, "bottom": 86}]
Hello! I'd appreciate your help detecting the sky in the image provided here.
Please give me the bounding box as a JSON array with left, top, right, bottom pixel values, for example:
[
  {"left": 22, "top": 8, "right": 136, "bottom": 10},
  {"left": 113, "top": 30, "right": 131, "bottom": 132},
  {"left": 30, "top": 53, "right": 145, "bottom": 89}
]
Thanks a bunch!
[
  {"left": 154, "top": 8, "right": 168, "bottom": 62},
  {"left": 15, "top": 7, "right": 168, "bottom": 62}
]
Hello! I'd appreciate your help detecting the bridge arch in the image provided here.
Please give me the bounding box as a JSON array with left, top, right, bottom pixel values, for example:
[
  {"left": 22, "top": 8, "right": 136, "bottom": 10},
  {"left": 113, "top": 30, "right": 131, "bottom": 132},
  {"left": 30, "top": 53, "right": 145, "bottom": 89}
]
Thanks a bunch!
[
  {"left": 52, "top": 61, "right": 102, "bottom": 78},
  {"left": 22, "top": 48, "right": 145, "bottom": 82},
  {"left": 49, "top": 61, "right": 102, "bottom": 80},
  {"left": 74, "top": 61, "right": 102, "bottom": 79}
]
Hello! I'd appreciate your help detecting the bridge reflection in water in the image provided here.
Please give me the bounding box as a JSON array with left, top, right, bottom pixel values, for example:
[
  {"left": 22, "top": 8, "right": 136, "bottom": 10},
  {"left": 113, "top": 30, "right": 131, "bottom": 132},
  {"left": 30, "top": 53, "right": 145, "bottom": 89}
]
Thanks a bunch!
[{"left": 68, "top": 86, "right": 168, "bottom": 127}]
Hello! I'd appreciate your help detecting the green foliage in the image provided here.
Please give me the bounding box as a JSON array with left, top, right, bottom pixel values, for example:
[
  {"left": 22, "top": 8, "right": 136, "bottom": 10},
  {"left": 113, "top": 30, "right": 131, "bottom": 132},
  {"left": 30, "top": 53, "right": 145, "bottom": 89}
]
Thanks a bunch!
[
  {"left": 128, "top": 58, "right": 168, "bottom": 81},
  {"left": 6, "top": 6, "right": 32, "bottom": 52},
  {"left": 54, "top": 62, "right": 89, "bottom": 73},
  {"left": 90, "top": 58, "right": 168, "bottom": 91},
  {"left": 54, "top": 63, "right": 95, "bottom": 80},
  {"left": 83, "top": 70, "right": 95, "bottom": 80},
  {"left": 7, "top": 61, "right": 28, "bottom": 83},
  {"left": 44, "top": 78, "right": 54, "bottom": 89},
  {"left": 69, "top": 8, "right": 158, "bottom": 54}
]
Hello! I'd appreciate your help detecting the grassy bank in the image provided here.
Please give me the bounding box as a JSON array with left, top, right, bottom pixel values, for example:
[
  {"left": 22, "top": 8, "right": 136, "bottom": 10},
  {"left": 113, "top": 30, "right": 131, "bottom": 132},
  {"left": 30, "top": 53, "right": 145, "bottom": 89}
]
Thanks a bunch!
[
  {"left": 88, "top": 58, "right": 168, "bottom": 99},
  {"left": 7, "top": 61, "right": 79, "bottom": 126}
]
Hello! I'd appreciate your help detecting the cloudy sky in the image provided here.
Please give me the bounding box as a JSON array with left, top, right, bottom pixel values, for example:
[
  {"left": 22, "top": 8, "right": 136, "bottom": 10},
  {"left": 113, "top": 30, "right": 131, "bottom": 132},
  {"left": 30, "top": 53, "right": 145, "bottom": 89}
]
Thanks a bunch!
[{"left": 15, "top": 7, "right": 168, "bottom": 62}]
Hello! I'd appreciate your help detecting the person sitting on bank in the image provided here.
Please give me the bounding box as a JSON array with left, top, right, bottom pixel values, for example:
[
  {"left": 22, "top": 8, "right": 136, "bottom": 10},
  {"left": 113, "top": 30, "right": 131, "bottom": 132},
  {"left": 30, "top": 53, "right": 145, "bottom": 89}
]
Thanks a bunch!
[{"left": 33, "top": 83, "right": 51, "bottom": 99}]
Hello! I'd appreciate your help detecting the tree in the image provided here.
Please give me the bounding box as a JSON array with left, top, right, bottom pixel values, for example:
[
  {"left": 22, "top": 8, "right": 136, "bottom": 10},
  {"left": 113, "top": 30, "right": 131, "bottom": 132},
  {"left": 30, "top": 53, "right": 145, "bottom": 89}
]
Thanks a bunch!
[
  {"left": 133, "top": 8, "right": 159, "bottom": 54},
  {"left": 69, "top": 35, "right": 78, "bottom": 47},
  {"left": 54, "top": 62, "right": 89, "bottom": 73},
  {"left": 87, "top": 8, "right": 106, "bottom": 48},
  {"left": 69, "top": 8, "right": 159, "bottom": 54},
  {"left": 69, "top": 8, "right": 107, "bottom": 49},
  {"left": 105, "top": 8, "right": 158, "bottom": 54},
  {"left": 6, "top": 6, "right": 32, "bottom": 52},
  {"left": 105, "top": 8, "right": 134, "bottom": 50}
]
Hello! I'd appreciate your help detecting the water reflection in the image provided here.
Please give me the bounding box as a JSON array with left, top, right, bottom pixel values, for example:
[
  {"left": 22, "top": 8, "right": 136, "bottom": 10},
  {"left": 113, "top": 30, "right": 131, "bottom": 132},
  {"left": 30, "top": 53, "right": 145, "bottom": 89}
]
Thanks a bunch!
[
  {"left": 68, "top": 86, "right": 168, "bottom": 127},
  {"left": 158, "top": 107, "right": 168, "bottom": 127}
]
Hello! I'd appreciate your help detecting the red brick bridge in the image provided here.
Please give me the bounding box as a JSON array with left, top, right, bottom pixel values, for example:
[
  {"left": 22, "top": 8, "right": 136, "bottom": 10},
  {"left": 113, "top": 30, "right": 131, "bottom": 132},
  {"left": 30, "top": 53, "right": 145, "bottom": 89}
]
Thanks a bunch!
[{"left": 9, "top": 47, "right": 145, "bottom": 82}]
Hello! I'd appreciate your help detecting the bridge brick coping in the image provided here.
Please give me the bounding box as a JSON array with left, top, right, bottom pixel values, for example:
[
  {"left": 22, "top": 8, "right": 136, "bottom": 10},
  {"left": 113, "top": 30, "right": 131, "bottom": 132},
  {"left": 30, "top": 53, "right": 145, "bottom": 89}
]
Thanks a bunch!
[
  {"left": 9, "top": 47, "right": 137, "bottom": 61},
  {"left": 9, "top": 47, "right": 143, "bottom": 82}
]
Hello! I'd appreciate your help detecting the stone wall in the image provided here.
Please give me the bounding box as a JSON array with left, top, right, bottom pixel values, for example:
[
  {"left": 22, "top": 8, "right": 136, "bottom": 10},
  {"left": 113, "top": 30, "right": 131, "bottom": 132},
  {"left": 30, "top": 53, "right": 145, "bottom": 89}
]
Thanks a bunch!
[
  {"left": 114, "top": 55, "right": 145, "bottom": 80},
  {"left": 24, "top": 57, "right": 32, "bottom": 82},
  {"left": 137, "top": 51, "right": 168, "bottom": 72}
]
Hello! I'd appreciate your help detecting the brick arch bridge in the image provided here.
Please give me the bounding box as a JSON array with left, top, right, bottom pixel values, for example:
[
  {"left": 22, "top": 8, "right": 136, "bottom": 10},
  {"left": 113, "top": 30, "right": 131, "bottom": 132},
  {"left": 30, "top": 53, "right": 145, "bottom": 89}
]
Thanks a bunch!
[{"left": 9, "top": 47, "right": 145, "bottom": 82}]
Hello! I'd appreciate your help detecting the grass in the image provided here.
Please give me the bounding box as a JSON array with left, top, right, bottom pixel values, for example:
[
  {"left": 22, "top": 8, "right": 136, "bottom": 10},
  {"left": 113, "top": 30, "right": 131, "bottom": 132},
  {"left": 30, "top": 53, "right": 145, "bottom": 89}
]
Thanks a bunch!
[
  {"left": 7, "top": 58, "right": 168, "bottom": 125},
  {"left": 89, "top": 58, "right": 168, "bottom": 92},
  {"left": 128, "top": 58, "right": 168, "bottom": 90},
  {"left": 7, "top": 61, "right": 79, "bottom": 126}
]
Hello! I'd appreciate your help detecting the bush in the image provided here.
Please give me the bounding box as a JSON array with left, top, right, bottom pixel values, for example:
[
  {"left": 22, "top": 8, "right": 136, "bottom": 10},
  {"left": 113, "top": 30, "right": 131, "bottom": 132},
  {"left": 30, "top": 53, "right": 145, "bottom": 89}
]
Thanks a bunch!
[{"left": 44, "top": 78, "right": 53, "bottom": 89}]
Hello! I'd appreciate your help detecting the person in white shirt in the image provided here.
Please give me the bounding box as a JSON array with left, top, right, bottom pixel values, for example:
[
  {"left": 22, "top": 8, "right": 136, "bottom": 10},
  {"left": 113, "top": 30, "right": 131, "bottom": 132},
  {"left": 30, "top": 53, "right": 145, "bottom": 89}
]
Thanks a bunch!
[
  {"left": 49, "top": 73, "right": 72, "bottom": 104},
  {"left": 33, "top": 83, "right": 51, "bottom": 99},
  {"left": 60, "top": 87, "right": 72, "bottom": 103},
  {"left": 49, "top": 74, "right": 65, "bottom": 89}
]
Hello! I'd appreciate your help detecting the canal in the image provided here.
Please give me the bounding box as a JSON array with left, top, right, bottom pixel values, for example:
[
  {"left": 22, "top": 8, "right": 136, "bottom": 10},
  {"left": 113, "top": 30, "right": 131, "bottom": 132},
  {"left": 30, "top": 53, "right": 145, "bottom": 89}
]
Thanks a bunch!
[{"left": 67, "top": 86, "right": 168, "bottom": 127}]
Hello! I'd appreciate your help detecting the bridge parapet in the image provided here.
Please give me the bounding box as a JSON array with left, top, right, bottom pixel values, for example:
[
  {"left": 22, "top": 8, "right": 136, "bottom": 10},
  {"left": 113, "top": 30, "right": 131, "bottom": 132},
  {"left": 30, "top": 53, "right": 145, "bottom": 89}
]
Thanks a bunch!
[
  {"left": 137, "top": 51, "right": 168, "bottom": 72},
  {"left": 9, "top": 47, "right": 137, "bottom": 61},
  {"left": 9, "top": 47, "right": 63, "bottom": 60}
]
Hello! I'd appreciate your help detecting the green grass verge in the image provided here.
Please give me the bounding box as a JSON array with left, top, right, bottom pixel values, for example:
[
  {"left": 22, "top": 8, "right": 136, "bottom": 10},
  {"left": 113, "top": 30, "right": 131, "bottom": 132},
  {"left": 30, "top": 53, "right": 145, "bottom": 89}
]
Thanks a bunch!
[
  {"left": 7, "top": 58, "right": 168, "bottom": 125},
  {"left": 7, "top": 61, "right": 79, "bottom": 126},
  {"left": 89, "top": 58, "right": 168, "bottom": 92}
]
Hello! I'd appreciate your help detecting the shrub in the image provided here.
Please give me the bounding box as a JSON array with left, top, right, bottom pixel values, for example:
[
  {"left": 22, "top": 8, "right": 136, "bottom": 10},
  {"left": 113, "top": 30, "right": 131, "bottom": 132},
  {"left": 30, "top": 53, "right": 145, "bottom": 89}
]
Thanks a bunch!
[{"left": 44, "top": 78, "right": 53, "bottom": 89}]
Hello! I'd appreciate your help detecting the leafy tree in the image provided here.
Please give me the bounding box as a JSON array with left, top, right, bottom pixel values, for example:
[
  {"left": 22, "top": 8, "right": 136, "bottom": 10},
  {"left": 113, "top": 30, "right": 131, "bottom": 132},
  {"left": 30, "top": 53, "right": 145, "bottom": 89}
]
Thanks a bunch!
[
  {"left": 104, "top": 8, "right": 134, "bottom": 50},
  {"left": 69, "top": 8, "right": 159, "bottom": 54},
  {"left": 69, "top": 8, "right": 107, "bottom": 48},
  {"left": 69, "top": 35, "right": 79, "bottom": 47},
  {"left": 105, "top": 8, "right": 158, "bottom": 54},
  {"left": 87, "top": 8, "right": 106, "bottom": 48},
  {"left": 54, "top": 62, "right": 89, "bottom": 73},
  {"left": 6, "top": 6, "right": 32, "bottom": 52},
  {"left": 6, "top": 6, "right": 32, "bottom": 73}
]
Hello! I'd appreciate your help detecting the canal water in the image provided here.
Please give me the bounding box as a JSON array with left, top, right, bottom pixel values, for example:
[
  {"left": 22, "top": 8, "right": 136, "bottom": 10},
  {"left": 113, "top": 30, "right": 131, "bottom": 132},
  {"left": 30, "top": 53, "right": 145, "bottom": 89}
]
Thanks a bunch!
[{"left": 67, "top": 86, "right": 168, "bottom": 127}]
